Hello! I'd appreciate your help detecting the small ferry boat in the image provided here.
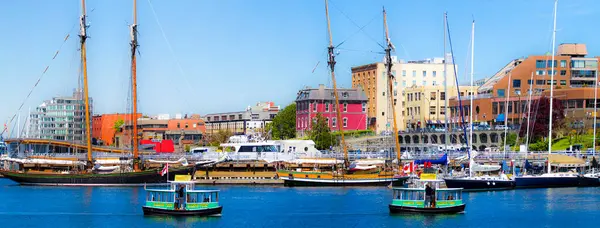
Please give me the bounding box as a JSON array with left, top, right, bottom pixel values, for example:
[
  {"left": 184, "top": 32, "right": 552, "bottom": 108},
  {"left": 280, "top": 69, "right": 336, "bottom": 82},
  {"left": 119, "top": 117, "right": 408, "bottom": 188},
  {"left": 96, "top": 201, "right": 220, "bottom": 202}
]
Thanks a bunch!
[
  {"left": 389, "top": 175, "right": 465, "bottom": 214},
  {"left": 143, "top": 175, "right": 223, "bottom": 216}
]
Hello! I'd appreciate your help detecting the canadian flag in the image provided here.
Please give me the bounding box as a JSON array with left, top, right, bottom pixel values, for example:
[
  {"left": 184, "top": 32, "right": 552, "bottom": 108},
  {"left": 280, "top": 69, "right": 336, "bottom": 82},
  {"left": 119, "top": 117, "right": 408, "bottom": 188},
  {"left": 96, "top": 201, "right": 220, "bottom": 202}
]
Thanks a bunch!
[
  {"left": 159, "top": 163, "right": 169, "bottom": 176},
  {"left": 403, "top": 162, "right": 415, "bottom": 173}
]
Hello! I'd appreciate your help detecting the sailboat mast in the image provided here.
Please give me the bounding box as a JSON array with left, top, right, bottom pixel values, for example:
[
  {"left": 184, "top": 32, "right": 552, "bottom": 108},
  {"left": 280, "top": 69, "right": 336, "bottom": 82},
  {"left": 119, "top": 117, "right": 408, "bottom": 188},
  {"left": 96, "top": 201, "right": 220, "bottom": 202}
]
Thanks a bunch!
[
  {"left": 547, "top": 0, "right": 558, "bottom": 174},
  {"left": 594, "top": 70, "right": 598, "bottom": 158},
  {"left": 525, "top": 72, "right": 534, "bottom": 156},
  {"left": 503, "top": 73, "right": 511, "bottom": 158},
  {"left": 443, "top": 13, "right": 448, "bottom": 152},
  {"left": 80, "top": 0, "right": 93, "bottom": 164},
  {"left": 131, "top": 0, "right": 140, "bottom": 170},
  {"left": 383, "top": 8, "right": 402, "bottom": 167},
  {"left": 324, "top": 0, "right": 347, "bottom": 162},
  {"left": 468, "top": 20, "right": 475, "bottom": 177}
]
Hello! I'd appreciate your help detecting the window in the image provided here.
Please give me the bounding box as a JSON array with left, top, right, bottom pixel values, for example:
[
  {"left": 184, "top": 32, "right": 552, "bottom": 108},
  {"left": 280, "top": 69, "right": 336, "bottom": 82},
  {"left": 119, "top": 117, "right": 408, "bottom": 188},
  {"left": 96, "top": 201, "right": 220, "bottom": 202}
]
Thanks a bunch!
[
  {"left": 430, "top": 106, "right": 436, "bottom": 115},
  {"left": 433, "top": 81, "right": 437, "bottom": 86},
  {"left": 536, "top": 60, "right": 546, "bottom": 68},
  {"left": 547, "top": 60, "right": 557, "bottom": 68},
  {"left": 343, "top": 118, "right": 348, "bottom": 127},
  {"left": 313, "top": 102, "right": 317, "bottom": 112},
  {"left": 382, "top": 112, "right": 385, "bottom": 116},
  {"left": 412, "top": 80, "right": 416, "bottom": 86},
  {"left": 440, "top": 92, "right": 446, "bottom": 100},
  {"left": 560, "top": 80, "right": 567, "bottom": 85},
  {"left": 343, "top": 103, "right": 348, "bottom": 112},
  {"left": 547, "top": 70, "right": 556, "bottom": 76},
  {"left": 536, "top": 70, "right": 545, "bottom": 75},
  {"left": 527, "top": 79, "right": 532, "bottom": 85},
  {"left": 177, "top": 123, "right": 181, "bottom": 128},
  {"left": 430, "top": 92, "right": 437, "bottom": 100},
  {"left": 422, "top": 80, "right": 426, "bottom": 85},
  {"left": 185, "top": 123, "right": 189, "bottom": 128},
  {"left": 433, "top": 71, "right": 437, "bottom": 77},
  {"left": 560, "top": 60, "right": 566, "bottom": 68},
  {"left": 362, "top": 102, "right": 366, "bottom": 112},
  {"left": 423, "top": 71, "right": 427, "bottom": 77},
  {"left": 332, "top": 118, "right": 336, "bottom": 127},
  {"left": 402, "top": 70, "right": 406, "bottom": 76},
  {"left": 547, "top": 80, "right": 556, "bottom": 85},
  {"left": 412, "top": 70, "right": 416, "bottom": 77},
  {"left": 515, "top": 89, "right": 521, "bottom": 95},
  {"left": 440, "top": 106, "right": 445, "bottom": 115},
  {"left": 382, "top": 92, "right": 385, "bottom": 97},
  {"left": 326, "top": 118, "right": 329, "bottom": 126},
  {"left": 402, "top": 80, "right": 407, "bottom": 87},
  {"left": 513, "top": 79, "right": 521, "bottom": 88},
  {"left": 536, "top": 80, "right": 545, "bottom": 85},
  {"left": 325, "top": 101, "right": 330, "bottom": 112},
  {"left": 560, "top": 70, "right": 566, "bottom": 76},
  {"left": 497, "top": 89, "right": 505, "bottom": 97}
]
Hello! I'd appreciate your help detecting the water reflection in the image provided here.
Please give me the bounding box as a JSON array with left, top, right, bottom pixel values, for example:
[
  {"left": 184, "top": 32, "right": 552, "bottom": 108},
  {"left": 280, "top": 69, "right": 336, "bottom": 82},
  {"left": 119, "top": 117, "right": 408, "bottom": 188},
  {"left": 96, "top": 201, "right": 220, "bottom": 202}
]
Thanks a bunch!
[{"left": 145, "top": 215, "right": 221, "bottom": 227}]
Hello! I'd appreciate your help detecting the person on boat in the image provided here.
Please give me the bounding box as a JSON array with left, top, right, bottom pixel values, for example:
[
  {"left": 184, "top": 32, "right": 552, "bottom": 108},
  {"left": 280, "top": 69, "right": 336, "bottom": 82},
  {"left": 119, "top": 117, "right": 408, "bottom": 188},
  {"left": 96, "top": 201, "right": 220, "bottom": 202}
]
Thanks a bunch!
[
  {"left": 425, "top": 184, "right": 434, "bottom": 208},
  {"left": 177, "top": 185, "right": 185, "bottom": 209}
]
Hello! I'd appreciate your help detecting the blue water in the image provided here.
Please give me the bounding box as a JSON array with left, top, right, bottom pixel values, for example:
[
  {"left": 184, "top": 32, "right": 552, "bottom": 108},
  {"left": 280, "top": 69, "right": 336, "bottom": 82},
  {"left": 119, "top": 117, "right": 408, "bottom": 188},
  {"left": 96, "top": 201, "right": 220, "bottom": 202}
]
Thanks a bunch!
[{"left": 0, "top": 179, "right": 599, "bottom": 228}]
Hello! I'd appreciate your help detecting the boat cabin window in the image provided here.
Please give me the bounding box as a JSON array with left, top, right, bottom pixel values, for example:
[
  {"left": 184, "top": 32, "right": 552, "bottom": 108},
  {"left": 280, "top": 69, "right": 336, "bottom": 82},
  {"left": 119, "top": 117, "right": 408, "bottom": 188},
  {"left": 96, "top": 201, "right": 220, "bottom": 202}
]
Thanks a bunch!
[
  {"left": 436, "top": 190, "right": 462, "bottom": 201},
  {"left": 186, "top": 191, "right": 219, "bottom": 203},
  {"left": 191, "top": 148, "right": 208, "bottom": 153},
  {"left": 238, "top": 145, "right": 278, "bottom": 152},
  {"left": 393, "top": 189, "right": 424, "bottom": 201},
  {"left": 146, "top": 191, "right": 175, "bottom": 203}
]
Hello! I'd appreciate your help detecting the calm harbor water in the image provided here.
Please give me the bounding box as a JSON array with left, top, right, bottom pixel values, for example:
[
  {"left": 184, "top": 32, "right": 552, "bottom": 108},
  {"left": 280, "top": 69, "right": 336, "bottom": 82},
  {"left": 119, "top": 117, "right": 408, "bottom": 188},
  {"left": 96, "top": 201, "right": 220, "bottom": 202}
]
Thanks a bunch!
[{"left": 0, "top": 178, "right": 599, "bottom": 228}]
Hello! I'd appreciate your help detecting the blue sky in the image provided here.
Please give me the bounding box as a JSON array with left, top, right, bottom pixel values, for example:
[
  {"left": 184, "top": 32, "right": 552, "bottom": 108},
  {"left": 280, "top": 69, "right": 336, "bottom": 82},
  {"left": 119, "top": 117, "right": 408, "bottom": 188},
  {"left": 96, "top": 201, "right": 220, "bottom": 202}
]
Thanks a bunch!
[{"left": 1, "top": 0, "right": 598, "bottom": 135}]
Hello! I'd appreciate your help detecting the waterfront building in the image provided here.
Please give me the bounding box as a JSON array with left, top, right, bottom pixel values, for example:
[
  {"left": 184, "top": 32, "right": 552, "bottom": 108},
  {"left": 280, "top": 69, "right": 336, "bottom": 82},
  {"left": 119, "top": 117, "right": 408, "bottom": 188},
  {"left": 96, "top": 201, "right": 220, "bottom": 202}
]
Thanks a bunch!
[
  {"left": 295, "top": 84, "right": 368, "bottom": 137},
  {"left": 28, "top": 90, "right": 92, "bottom": 142},
  {"left": 449, "top": 43, "right": 600, "bottom": 128},
  {"left": 115, "top": 116, "right": 206, "bottom": 149},
  {"left": 204, "top": 102, "right": 279, "bottom": 135},
  {"left": 351, "top": 55, "right": 457, "bottom": 133},
  {"left": 91, "top": 113, "right": 141, "bottom": 146},
  {"left": 404, "top": 85, "right": 477, "bottom": 130}
]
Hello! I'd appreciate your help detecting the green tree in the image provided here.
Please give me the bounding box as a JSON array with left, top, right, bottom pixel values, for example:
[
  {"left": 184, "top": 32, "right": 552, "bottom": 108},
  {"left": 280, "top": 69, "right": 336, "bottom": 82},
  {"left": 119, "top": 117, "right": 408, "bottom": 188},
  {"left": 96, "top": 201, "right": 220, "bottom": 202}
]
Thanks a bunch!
[
  {"left": 272, "top": 103, "right": 296, "bottom": 139},
  {"left": 113, "top": 119, "right": 125, "bottom": 131},
  {"left": 308, "top": 113, "right": 334, "bottom": 150},
  {"left": 208, "top": 130, "right": 233, "bottom": 146}
]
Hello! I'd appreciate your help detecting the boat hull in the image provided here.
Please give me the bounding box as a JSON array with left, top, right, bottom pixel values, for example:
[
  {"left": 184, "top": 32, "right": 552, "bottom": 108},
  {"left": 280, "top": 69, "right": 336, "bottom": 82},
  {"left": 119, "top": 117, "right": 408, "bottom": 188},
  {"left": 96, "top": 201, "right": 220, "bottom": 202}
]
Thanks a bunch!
[
  {"left": 282, "top": 176, "right": 408, "bottom": 187},
  {"left": 515, "top": 176, "right": 580, "bottom": 188},
  {"left": 389, "top": 204, "right": 465, "bottom": 214},
  {"left": 0, "top": 166, "right": 196, "bottom": 186},
  {"left": 142, "top": 206, "right": 222, "bottom": 216},
  {"left": 444, "top": 178, "right": 515, "bottom": 191},
  {"left": 579, "top": 177, "right": 600, "bottom": 187}
]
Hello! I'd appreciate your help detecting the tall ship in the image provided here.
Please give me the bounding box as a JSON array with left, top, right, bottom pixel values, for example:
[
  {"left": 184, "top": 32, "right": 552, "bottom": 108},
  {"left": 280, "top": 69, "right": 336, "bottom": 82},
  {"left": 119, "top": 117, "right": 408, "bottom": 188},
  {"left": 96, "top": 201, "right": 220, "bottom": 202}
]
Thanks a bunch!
[
  {"left": 276, "top": 3, "right": 406, "bottom": 187},
  {"left": 0, "top": 0, "right": 197, "bottom": 186}
]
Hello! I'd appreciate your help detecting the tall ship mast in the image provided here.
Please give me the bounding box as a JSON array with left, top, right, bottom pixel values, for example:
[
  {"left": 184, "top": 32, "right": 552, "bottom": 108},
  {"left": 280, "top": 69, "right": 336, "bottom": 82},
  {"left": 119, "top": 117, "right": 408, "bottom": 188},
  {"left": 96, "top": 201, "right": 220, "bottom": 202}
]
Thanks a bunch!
[
  {"left": 277, "top": 2, "right": 407, "bottom": 187},
  {"left": 382, "top": 7, "right": 402, "bottom": 171},
  {"left": 0, "top": 0, "right": 197, "bottom": 186}
]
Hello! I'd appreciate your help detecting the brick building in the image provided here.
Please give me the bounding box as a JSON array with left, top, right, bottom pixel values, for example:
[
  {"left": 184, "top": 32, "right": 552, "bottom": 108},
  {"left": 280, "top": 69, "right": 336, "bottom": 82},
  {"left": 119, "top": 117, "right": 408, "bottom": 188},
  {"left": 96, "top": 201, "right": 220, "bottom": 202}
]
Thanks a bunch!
[{"left": 295, "top": 84, "right": 368, "bottom": 136}]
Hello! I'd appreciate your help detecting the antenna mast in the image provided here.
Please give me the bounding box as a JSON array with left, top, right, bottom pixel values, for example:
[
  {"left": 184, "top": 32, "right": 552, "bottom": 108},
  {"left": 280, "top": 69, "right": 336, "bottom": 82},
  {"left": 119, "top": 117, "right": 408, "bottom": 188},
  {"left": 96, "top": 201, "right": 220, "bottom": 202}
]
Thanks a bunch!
[
  {"left": 80, "top": 0, "right": 93, "bottom": 165},
  {"left": 383, "top": 7, "right": 402, "bottom": 167},
  {"left": 324, "top": 0, "right": 347, "bottom": 162},
  {"left": 131, "top": 0, "right": 140, "bottom": 170}
]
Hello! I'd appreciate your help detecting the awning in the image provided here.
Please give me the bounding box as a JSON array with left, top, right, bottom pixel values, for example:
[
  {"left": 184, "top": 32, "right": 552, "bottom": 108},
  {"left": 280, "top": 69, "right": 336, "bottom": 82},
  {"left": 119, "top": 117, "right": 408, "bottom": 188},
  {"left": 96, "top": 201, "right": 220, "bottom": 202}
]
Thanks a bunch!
[{"left": 496, "top": 114, "right": 505, "bottom": 122}]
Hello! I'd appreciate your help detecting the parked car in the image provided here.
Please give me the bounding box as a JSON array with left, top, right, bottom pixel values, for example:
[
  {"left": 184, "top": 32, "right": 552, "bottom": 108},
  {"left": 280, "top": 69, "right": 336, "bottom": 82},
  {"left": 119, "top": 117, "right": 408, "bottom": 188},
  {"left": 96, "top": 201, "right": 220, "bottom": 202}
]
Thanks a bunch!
[{"left": 495, "top": 125, "right": 508, "bottom": 130}]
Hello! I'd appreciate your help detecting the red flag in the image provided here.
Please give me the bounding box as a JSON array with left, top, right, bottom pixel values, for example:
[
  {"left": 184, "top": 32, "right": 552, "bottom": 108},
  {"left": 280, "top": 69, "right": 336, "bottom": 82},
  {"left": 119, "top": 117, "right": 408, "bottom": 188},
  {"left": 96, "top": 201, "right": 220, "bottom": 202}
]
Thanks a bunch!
[{"left": 159, "top": 163, "right": 169, "bottom": 176}]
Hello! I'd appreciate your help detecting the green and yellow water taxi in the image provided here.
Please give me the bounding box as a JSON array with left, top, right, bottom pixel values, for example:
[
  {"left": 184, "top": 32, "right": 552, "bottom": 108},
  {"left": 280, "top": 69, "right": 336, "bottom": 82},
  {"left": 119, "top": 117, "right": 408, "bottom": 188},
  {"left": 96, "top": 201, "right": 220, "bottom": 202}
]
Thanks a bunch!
[
  {"left": 143, "top": 175, "right": 223, "bottom": 216},
  {"left": 389, "top": 174, "right": 465, "bottom": 214}
]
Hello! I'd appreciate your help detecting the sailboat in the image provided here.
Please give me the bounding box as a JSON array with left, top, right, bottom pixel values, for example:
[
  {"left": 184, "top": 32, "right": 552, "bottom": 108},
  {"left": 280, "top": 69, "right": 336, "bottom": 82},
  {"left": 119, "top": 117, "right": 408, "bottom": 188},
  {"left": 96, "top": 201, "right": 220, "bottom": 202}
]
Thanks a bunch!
[
  {"left": 0, "top": 0, "right": 196, "bottom": 186},
  {"left": 514, "top": 0, "right": 581, "bottom": 189},
  {"left": 443, "top": 19, "right": 515, "bottom": 190},
  {"left": 276, "top": 2, "right": 406, "bottom": 187}
]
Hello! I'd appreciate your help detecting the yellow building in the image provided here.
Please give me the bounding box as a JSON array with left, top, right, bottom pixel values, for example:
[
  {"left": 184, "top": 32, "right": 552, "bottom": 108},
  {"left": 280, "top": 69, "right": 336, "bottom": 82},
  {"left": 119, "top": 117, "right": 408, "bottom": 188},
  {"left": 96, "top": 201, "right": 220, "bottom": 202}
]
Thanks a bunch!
[
  {"left": 351, "top": 55, "right": 457, "bottom": 133},
  {"left": 403, "top": 85, "right": 478, "bottom": 130}
]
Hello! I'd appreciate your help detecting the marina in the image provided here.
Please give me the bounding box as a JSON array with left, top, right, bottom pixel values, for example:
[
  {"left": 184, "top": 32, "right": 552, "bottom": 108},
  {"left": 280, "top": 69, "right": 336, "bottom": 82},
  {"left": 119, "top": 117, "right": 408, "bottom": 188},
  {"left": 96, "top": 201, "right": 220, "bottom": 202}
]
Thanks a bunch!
[{"left": 1, "top": 178, "right": 600, "bottom": 227}]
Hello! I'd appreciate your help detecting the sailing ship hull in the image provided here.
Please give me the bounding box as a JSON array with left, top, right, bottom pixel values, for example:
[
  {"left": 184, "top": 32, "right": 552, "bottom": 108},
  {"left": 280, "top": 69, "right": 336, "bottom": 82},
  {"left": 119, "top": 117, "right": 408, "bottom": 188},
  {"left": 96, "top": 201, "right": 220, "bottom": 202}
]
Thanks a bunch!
[
  {"left": 142, "top": 206, "right": 222, "bottom": 216},
  {"left": 444, "top": 178, "right": 515, "bottom": 191},
  {"left": 515, "top": 176, "right": 580, "bottom": 188},
  {"left": 281, "top": 176, "right": 408, "bottom": 187},
  {"left": 578, "top": 177, "right": 600, "bottom": 187},
  {"left": 0, "top": 166, "right": 196, "bottom": 186},
  {"left": 389, "top": 204, "right": 465, "bottom": 214}
]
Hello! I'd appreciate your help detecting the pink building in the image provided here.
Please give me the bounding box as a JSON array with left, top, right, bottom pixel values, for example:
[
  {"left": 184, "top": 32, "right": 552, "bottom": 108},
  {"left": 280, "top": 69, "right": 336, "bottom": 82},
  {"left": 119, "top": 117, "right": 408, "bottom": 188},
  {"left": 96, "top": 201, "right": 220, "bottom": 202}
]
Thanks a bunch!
[{"left": 296, "top": 84, "right": 368, "bottom": 136}]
